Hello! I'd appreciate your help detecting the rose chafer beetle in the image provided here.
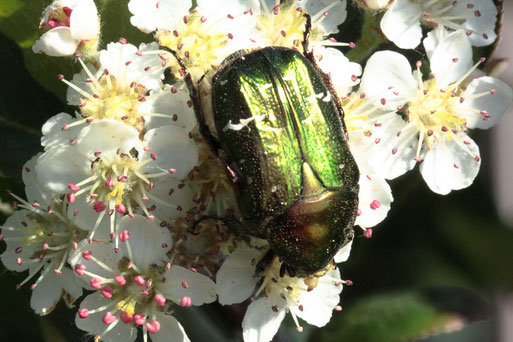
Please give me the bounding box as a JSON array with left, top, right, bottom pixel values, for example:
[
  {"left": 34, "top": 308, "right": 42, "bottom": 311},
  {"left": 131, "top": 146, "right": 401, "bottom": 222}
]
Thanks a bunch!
[{"left": 176, "top": 20, "right": 360, "bottom": 276}]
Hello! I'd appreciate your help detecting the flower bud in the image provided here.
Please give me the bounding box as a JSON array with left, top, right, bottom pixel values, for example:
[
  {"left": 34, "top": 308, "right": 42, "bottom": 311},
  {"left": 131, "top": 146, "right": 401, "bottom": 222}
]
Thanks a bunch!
[{"left": 32, "top": 0, "right": 100, "bottom": 57}]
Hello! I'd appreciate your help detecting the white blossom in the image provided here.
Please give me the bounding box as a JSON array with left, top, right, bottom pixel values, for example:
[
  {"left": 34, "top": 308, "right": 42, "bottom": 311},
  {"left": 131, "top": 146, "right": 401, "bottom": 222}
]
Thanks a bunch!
[
  {"left": 32, "top": 0, "right": 100, "bottom": 56},
  {"left": 380, "top": 0, "right": 498, "bottom": 49},
  {"left": 359, "top": 29, "right": 513, "bottom": 194},
  {"left": 315, "top": 46, "right": 362, "bottom": 97},
  {"left": 129, "top": 0, "right": 258, "bottom": 80},
  {"left": 0, "top": 156, "right": 86, "bottom": 315},
  {"left": 35, "top": 119, "right": 198, "bottom": 244},
  {"left": 250, "top": 0, "right": 348, "bottom": 49},
  {"left": 69, "top": 215, "right": 216, "bottom": 342},
  {"left": 60, "top": 41, "right": 183, "bottom": 132},
  {"left": 217, "top": 240, "right": 348, "bottom": 342}
]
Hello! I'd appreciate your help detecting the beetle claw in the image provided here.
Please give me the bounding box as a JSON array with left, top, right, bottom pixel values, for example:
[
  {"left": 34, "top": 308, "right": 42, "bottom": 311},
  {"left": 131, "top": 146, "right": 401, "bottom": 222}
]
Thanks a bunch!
[{"left": 279, "top": 263, "right": 287, "bottom": 278}]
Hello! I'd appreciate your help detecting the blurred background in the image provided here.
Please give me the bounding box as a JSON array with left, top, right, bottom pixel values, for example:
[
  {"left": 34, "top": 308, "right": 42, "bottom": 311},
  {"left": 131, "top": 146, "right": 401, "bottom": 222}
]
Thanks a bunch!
[{"left": 0, "top": 0, "right": 512, "bottom": 341}]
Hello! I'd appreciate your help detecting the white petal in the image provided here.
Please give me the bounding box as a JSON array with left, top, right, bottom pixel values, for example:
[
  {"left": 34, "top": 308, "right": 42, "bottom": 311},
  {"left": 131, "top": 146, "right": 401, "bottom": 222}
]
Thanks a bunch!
[
  {"left": 41, "top": 113, "right": 82, "bottom": 150},
  {"left": 196, "top": 0, "right": 252, "bottom": 24},
  {"left": 1, "top": 211, "right": 40, "bottom": 272},
  {"left": 242, "top": 297, "right": 286, "bottom": 342},
  {"left": 134, "top": 42, "right": 168, "bottom": 89},
  {"left": 360, "top": 51, "right": 417, "bottom": 109},
  {"left": 128, "top": 0, "right": 165, "bottom": 32},
  {"left": 357, "top": 174, "right": 393, "bottom": 228},
  {"left": 423, "top": 27, "right": 451, "bottom": 61},
  {"left": 128, "top": 0, "right": 191, "bottom": 32},
  {"left": 450, "top": 0, "right": 497, "bottom": 47},
  {"left": 429, "top": 30, "right": 473, "bottom": 87},
  {"left": 216, "top": 244, "right": 265, "bottom": 305},
  {"left": 22, "top": 154, "right": 47, "bottom": 205},
  {"left": 32, "top": 27, "right": 78, "bottom": 56},
  {"left": 334, "top": 240, "right": 352, "bottom": 263},
  {"left": 76, "top": 292, "right": 137, "bottom": 342},
  {"left": 35, "top": 145, "right": 89, "bottom": 195},
  {"left": 99, "top": 42, "right": 165, "bottom": 90},
  {"left": 159, "top": 265, "right": 216, "bottom": 305},
  {"left": 293, "top": 269, "right": 342, "bottom": 327},
  {"left": 67, "top": 195, "right": 111, "bottom": 240},
  {"left": 151, "top": 311, "right": 191, "bottom": 342},
  {"left": 367, "top": 114, "right": 417, "bottom": 179},
  {"left": 31, "top": 267, "right": 83, "bottom": 315},
  {"left": 68, "top": 240, "right": 120, "bottom": 284},
  {"left": 66, "top": 65, "right": 96, "bottom": 105},
  {"left": 304, "top": 0, "right": 347, "bottom": 35},
  {"left": 117, "top": 215, "right": 171, "bottom": 271},
  {"left": 462, "top": 77, "right": 513, "bottom": 130},
  {"left": 144, "top": 177, "right": 195, "bottom": 223},
  {"left": 348, "top": 131, "right": 376, "bottom": 174},
  {"left": 315, "top": 47, "right": 361, "bottom": 97},
  {"left": 420, "top": 134, "right": 481, "bottom": 195},
  {"left": 76, "top": 119, "right": 142, "bottom": 156},
  {"left": 70, "top": 0, "right": 99, "bottom": 39},
  {"left": 380, "top": 0, "right": 422, "bottom": 49},
  {"left": 142, "top": 125, "right": 199, "bottom": 180},
  {"left": 141, "top": 84, "right": 198, "bottom": 133}
]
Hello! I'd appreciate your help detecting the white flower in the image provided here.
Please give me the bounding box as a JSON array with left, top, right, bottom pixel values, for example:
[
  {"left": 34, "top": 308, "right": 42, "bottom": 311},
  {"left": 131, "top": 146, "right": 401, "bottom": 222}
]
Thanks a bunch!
[
  {"left": 69, "top": 215, "right": 216, "bottom": 342},
  {"left": 129, "top": 0, "right": 257, "bottom": 80},
  {"left": 32, "top": 0, "right": 100, "bottom": 56},
  {"left": 35, "top": 119, "right": 198, "bottom": 243},
  {"left": 359, "top": 29, "right": 513, "bottom": 194},
  {"left": 60, "top": 41, "right": 182, "bottom": 132},
  {"left": 380, "top": 0, "right": 498, "bottom": 49},
  {"left": 0, "top": 156, "right": 87, "bottom": 315},
  {"left": 355, "top": 172, "right": 393, "bottom": 236},
  {"left": 251, "top": 0, "right": 348, "bottom": 48},
  {"left": 217, "top": 240, "right": 347, "bottom": 342},
  {"left": 314, "top": 46, "right": 362, "bottom": 97},
  {"left": 41, "top": 112, "right": 84, "bottom": 150},
  {"left": 140, "top": 84, "right": 198, "bottom": 133},
  {"left": 337, "top": 91, "right": 395, "bottom": 236}
]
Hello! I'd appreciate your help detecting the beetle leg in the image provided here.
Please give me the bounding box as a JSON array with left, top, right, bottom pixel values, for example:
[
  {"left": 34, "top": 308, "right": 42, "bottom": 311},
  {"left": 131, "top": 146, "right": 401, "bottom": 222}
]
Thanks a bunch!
[
  {"left": 190, "top": 214, "right": 250, "bottom": 236},
  {"left": 301, "top": 12, "right": 312, "bottom": 55},
  {"left": 256, "top": 249, "right": 275, "bottom": 275},
  {"left": 162, "top": 46, "right": 223, "bottom": 155}
]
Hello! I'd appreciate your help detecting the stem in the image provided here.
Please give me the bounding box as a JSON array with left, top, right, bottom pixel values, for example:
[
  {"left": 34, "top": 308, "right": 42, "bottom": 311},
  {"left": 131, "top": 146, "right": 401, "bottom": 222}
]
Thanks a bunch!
[{"left": 346, "top": 11, "right": 387, "bottom": 63}]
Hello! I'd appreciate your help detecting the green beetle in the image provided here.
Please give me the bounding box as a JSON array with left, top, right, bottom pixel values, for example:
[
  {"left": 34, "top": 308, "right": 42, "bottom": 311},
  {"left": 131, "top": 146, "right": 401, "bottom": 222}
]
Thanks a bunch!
[{"left": 179, "top": 36, "right": 359, "bottom": 276}]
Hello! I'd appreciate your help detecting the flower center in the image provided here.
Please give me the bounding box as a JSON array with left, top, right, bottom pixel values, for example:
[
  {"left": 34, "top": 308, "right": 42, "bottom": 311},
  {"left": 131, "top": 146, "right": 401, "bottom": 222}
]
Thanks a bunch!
[
  {"left": 79, "top": 74, "right": 147, "bottom": 131},
  {"left": 156, "top": 12, "right": 228, "bottom": 80},
  {"left": 342, "top": 95, "right": 372, "bottom": 133},
  {"left": 113, "top": 272, "right": 157, "bottom": 316},
  {"left": 189, "top": 145, "right": 233, "bottom": 216},
  {"left": 169, "top": 216, "right": 231, "bottom": 274},
  {"left": 256, "top": 2, "right": 307, "bottom": 47},
  {"left": 69, "top": 152, "right": 166, "bottom": 223},
  {"left": 407, "top": 78, "right": 466, "bottom": 149},
  {"left": 45, "top": 6, "right": 72, "bottom": 30},
  {"left": 257, "top": 258, "right": 306, "bottom": 305}
]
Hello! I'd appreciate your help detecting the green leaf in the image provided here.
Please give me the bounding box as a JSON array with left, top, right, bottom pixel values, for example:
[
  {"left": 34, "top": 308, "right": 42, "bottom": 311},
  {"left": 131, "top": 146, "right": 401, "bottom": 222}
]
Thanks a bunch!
[
  {"left": 0, "top": 32, "right": 67, "bottom": 179},
  {"left": 39, "top": 319, "right": 67, "bottom": 342},
  {"left": 435, "top": 209, "right": 513, "bottom": 288},
  {"left": 311, "top": 288, "right": 490, "bottom": 342}
]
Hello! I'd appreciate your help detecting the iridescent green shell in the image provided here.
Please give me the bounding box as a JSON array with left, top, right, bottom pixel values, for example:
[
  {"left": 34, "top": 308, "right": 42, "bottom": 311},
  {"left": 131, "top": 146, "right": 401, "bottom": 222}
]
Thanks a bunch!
[{"left": 212, "top": 47, "right": 359, "bottom": 274}]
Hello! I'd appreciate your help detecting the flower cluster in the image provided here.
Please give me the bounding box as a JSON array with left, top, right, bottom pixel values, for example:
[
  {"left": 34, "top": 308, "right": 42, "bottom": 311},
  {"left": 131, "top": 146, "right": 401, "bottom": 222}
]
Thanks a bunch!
[{"left": 1, "top": 0, "right": 511, "bottom": 341}]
